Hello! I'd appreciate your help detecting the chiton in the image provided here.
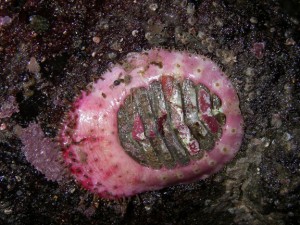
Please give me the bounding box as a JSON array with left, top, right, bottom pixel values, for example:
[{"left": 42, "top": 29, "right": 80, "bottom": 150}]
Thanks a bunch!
[{"left": 60, "top": 49, "right": 244, "bottom": 199}]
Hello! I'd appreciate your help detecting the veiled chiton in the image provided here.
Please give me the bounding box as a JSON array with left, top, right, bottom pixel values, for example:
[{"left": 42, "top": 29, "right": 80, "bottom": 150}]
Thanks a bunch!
[{"left": 60, "top": 49, "right": 244, "bottom": 199}]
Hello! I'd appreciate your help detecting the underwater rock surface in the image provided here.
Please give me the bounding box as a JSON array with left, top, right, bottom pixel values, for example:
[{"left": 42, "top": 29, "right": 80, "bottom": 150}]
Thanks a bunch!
[{"left": 0, "top": 0, "right": 299, "bottom": 224}]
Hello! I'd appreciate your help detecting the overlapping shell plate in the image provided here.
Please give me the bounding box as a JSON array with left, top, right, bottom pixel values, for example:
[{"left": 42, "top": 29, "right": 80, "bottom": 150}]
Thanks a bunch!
[
  {"left": 60, "top": 49, "right": 244, "bottom": 199},
  {"left": 118, "top": 76, "right": 225, "bottom": 169}
]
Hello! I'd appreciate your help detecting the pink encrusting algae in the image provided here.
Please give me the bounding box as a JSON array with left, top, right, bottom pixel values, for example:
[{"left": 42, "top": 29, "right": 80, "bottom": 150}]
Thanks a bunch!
[{"left": 60, "top": 49, "right": 244, "bottom": 199}]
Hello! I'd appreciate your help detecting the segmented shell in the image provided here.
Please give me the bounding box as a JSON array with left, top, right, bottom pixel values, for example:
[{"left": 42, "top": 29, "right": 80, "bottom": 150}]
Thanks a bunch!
[{"left": 60, "top": 49, "right": 244, "bottom": 199}]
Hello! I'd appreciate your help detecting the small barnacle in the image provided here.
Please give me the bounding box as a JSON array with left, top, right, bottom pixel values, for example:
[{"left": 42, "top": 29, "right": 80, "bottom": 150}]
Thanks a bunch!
[
  {"left": 149, "top": 3, "right": 158, "bottom": 11},
  {"left": 221, "top": 50, "right": 237, "bottom": 64},
  {"left": 188, "top": 17, "right": 196, "bottom": 26},
  {"left": 215, "top": 17, "right": 223, "bottom": 27},
  {"left": 187, "top": 3, "right": 195, "bottom": 15}
]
